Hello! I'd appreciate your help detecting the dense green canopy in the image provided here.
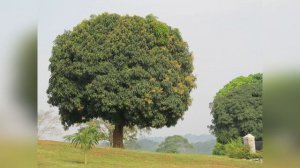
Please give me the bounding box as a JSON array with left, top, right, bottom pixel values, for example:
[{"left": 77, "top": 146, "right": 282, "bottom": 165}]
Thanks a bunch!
[
  {"left": 209, "top": 74, "right": 262, "bottom": 144},
  {"left": 47, "top": 13, "right": 196, "bottom": 131}
]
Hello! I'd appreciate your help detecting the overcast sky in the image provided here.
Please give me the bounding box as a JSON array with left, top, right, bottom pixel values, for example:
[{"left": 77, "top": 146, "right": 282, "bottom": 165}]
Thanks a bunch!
[{"left": 38, "top": 0, "right": 264, "bottom": 139}]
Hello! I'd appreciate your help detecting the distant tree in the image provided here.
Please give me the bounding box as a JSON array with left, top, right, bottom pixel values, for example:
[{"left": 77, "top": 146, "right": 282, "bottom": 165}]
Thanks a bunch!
[
  {"left": 133, "top": 139, "right": 159, "bottom": 152},
  {"left": 47, "top": 13, "right": 196, "bottom": 148},
  {"left": 193, "top": 140, "right": 216, "bottom": 154},
  {"left": 156, "top": 135, "right": 193, "bottom": 153},
  {"left": 64, "top": 125, "right": 102, "bottom": 165},
  {"left": 124, "top": 139, "right": 141, "bottom": 150},
  {"left": 209, "top": 73, "right": 263, "bottom": 144},
  {"left": 38, "top": 110, "right": 61, "bottom": 139}
]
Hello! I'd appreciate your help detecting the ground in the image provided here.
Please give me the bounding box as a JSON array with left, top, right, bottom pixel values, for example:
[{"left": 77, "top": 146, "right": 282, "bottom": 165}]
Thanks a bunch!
[{"left": 38, "top": 140, "right": 262, "bottom": 168}]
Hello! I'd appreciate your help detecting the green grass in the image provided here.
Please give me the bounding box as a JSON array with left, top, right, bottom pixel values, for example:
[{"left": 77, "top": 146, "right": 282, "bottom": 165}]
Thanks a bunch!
[{"left": 38, "top": 140, "right": 262, "bottom": 168}]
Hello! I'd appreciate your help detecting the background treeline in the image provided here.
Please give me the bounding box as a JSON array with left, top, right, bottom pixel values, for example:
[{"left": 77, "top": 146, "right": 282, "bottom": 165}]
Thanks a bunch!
[{"left": 100, "top": 134, "right": 216, "bottom": 154}]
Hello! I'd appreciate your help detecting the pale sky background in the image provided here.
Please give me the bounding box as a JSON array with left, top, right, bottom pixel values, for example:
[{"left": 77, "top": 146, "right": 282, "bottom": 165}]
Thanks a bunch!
[{"left": 38, "top": 0, "right": 265, "bottom": 139}]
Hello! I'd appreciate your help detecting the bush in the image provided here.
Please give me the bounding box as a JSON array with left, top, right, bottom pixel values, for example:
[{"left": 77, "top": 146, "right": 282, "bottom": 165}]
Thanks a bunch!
[
  {"left": 224, "top": 138, "right": 251, "bottom": 159},
  {"left": 249, "top": 151, "right": 263, "bottom": 159},
  {"left": 213, "top": 138, "right": 263, "bottom": 159},
  {"left": 212, "top": 142, "right": 226, "bottom": 155}
]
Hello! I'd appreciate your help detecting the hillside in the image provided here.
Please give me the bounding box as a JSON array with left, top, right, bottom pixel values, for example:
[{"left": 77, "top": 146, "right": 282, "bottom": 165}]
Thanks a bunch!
[
  {"left": 184, "top": 134, "right": 215, "bottom": 143},
  {"left": 138, "top": 134, "right": 215, "bottom": 143},
  {"left": 38, "top": 140, "right": 262, "bottom": 168}
]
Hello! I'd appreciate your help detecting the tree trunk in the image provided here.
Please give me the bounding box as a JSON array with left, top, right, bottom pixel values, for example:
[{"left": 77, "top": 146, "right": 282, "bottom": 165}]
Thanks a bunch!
[{"left": 113, "top": 124, "right": 124, "bottom": 148}]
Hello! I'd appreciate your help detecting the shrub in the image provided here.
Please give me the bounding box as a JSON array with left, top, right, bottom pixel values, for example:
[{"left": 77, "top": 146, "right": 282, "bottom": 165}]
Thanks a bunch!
[
  {"left": 249, "top": 151, "right": 263, "bottom": 159},
  {"left": 224, "top": 138, "right": 251, "bottom": 159},
  {"left": 212, "top": 142, "right": 226, "bottom": 155},
  {"left": 213, "top": 138, "right": 263, "bottom": 159}
]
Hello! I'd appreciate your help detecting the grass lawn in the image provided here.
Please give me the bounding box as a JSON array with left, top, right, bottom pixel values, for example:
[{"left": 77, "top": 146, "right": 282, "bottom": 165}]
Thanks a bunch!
[{"left": 38, "top": 140, "right": 262, "bottom": 168}]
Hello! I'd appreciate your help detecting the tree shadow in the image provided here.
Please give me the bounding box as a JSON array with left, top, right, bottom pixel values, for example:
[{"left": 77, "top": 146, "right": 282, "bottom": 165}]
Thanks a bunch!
[{"left": 61, "top": 159, "right": 83, "bottom": 164}]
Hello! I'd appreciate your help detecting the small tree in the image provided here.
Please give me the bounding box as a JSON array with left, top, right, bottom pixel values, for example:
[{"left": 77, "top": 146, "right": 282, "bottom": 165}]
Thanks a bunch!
[{"left": 64, "top": 125, "right": 102, "bottom": 165}]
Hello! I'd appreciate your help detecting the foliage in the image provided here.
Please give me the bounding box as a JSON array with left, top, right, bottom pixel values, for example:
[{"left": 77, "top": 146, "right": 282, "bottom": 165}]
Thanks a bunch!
[
  {"left": 212, "top": 142, "right": 226, "bottom": 155},
  {"left": 209, "top": 73, "right": 262, "bottom": 144},
  {"left": 213, "top": 138, "right": 263, "bottom": 159},
  {"left": 216, "top": 74, "right": 261, "bottom": 97},
  {"left": 250, "top": 151, "right": 263, "bottom": 159},
  {"left": 64, "top": 125, "right": 101, "bottom": 152},
  {"left": 47, "top": 13, "right": 196, "bottom": 147},
  {"left": 64, "top": 125, "right": 102, "bottom": 164},
  {"left": 224, "top": 138, "right": 251, "bottom": 159},
  {"left": 156, "top": 135, "right": 194, "bottom": 153}
]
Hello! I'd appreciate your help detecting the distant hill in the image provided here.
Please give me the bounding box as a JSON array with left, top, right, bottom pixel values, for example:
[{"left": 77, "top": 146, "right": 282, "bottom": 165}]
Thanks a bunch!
[
  {"left": 135, "top": 134, "right": 216, "bottom": 154},
  {"left": 138, "top": 136, "right": 165, "bottom": 143},
  {"left": 184, "top": 134, "right": 215, "bottom": 143},
  {"left": 139, "top": 134, "right": 215, "bottom": 144}
]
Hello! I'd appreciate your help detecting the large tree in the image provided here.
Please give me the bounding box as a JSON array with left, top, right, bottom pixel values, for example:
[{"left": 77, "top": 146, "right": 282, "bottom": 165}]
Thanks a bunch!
[
  {"left": 209, "top": 73, "right": 262, "bottom": 144},
  {"left": 47, "top": 13, "right": 196, "bottom": 148}
]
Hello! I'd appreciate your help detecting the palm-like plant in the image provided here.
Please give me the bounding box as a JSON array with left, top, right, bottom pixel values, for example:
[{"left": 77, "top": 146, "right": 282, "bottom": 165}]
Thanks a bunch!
[{"left": 64, "top": 125, "right": 101, "bottom": 165}]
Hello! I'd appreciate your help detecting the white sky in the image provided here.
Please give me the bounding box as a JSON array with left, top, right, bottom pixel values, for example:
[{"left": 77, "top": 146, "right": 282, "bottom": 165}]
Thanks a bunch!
[{"left": 38, "top": 0, "right": 265, "bottom": 139}]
